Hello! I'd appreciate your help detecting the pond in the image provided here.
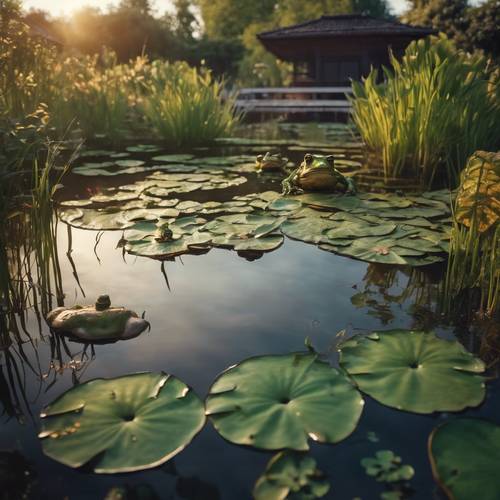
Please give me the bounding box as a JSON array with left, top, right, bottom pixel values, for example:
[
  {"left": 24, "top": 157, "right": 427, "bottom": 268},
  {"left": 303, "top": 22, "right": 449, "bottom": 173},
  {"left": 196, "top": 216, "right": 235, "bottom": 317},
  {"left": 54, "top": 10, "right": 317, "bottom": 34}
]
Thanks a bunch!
[{"left": 1, "top": 123, "right": 498, "bottom": 500}]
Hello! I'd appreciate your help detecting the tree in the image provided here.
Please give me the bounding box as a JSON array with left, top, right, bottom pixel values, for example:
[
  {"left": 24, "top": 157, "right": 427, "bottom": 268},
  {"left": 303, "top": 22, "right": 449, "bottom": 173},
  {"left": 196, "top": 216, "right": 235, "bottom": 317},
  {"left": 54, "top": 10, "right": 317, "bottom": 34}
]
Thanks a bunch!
[
  {"left": 350, "top": 0, "right": 392, "bottom": 18},
  {"left": 402, "top": 0, "right": 469, "bottom": 44},
  {"left": 118, "top": 0, "right": 152, "bottom": 16},
  {"left": 465, "top": 0, "right": 499, "bottom": 60},
  {"left": 195, "top": 0, "right": 276, "bottom": 39}
]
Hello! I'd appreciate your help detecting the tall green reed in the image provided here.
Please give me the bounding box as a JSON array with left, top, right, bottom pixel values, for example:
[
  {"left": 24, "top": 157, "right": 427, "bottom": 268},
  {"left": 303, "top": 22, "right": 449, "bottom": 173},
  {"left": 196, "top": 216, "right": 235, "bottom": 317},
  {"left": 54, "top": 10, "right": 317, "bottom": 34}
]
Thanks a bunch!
[
  {"left": 351, "top": 35, "right": 500, "bottom": 188},
  {"left": 141, "top": 61, "right": 241, "bottom": 147}
]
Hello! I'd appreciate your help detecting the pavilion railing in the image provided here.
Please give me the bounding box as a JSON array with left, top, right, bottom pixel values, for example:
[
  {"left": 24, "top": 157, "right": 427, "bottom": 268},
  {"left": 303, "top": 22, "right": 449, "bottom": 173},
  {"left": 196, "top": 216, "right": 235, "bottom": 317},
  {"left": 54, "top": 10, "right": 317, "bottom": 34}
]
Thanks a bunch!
[{"left": 234, "top": 86, "right": 353, "bottom": 113}]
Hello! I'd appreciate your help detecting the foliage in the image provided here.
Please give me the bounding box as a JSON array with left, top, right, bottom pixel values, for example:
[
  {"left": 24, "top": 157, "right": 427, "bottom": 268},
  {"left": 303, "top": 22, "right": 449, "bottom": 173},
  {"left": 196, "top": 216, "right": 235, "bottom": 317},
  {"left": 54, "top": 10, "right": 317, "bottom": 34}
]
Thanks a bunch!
[
  {"left": 39, "top": 372, "right": 206, "bottom": 473},
  {"left": 253, "top": 452, "right": 330, "bottom": 499},
  {"left": 1, "top": 6, "right": 240, "bottom": 144},
  {"left": 339, "top": 329, "right": 486, "bottom": 413},
  {"left": 464, "top": 0, "right": 500, "bottom": 60},
  {"left": 428, "top": 418, "right": 500, "bottom": 500},
  {"left": 443, "top": 151, "right": 500, "bottom": 319},
  {"left": 351, "top": 35, "right": 500, "bottom": 188},
  {"left": 205, "top": 353, "right": 364, "bottom": 450},
  {"left": 403, "top": 0, "right": 468, "bottom": 44},
  {"left": 141, "top": 61, "right": 241, "bottom": 147},
  {"left": 403, "top": 0, "right": 500, "bottom": 60},
  {"left": 361, "top": 450, "right": 414, "bottom": 483}
]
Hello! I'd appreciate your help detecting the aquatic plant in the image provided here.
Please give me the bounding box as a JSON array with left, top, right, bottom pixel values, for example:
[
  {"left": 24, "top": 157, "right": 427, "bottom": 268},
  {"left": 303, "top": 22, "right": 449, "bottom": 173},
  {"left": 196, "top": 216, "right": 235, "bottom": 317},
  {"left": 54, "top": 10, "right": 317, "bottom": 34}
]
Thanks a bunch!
[
  {"left": 141, "top": 61, "right": 241, "bottom": 147},
  {"left": 428, "top": 418, "right": 500, "bottom": 500},
  {"left": 442, "top": 151, "right": 500, "bottom": 319},
  {"left": 205, "top": 353, "right": 364, "bottom": 450},
  {"left": 39, "top": 372, "right": 205, "bottom": 473},
  {"left": 361, "top": 450, "right": 414, "bottom": 483},
  {"left": 351, "top": 35, "right": 500, "bottom": 188},
  {"left": 253, "top": 451, "right": 329, "bottom": 500},
  {"left": 339, "top": 329, "right": 486, "bottom": 413}
]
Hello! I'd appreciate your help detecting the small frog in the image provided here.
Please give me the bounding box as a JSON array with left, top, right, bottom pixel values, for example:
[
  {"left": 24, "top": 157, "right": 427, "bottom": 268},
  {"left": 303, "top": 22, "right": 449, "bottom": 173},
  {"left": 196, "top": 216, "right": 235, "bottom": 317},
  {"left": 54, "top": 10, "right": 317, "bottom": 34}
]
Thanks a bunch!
[
  {"left": 46, "top": 295, "right": 150, "bottom": 342},
  {"left": 256, "top": 152, "right": 288, "bottom": 172},
  {"left": 282, "top": 153, "right": 356, "bottom": 195},
  {"left": 154, "top": 222, "right": 173, "bottom": 242}
]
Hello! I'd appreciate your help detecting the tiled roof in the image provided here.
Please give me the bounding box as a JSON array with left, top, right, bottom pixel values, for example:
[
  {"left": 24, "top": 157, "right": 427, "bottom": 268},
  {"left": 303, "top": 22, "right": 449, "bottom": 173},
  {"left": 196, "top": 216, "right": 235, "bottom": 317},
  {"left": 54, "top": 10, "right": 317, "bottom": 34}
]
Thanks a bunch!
[{"left": 258, "top": 14, "right": 436, "bottom": 39}]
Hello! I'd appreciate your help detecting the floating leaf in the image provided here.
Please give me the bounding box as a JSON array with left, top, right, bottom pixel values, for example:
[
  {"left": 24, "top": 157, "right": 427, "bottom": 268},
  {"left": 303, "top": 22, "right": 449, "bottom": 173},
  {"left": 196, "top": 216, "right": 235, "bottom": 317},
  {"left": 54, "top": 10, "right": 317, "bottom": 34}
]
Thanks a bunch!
[
  {"left": 39, "top": 372, "right": 205, "bottom": 473},
  {"left": 253, "top": 451, "right": 330, "bottom": 500},
  {"left": 361, "top": 450, "right": 414, "bottom": 483},
  {"left": 115, "top": 159, "right": 145, "bottom": 168},
  {"left": 206, "top": 353, "right": 364, "bottom": 450},
  {"left": 428, "top": 418, "right": 500, "bottom": 500},
  {"left": 152, "top": 154, "right": 195, "bottom": 162},
  {"left": 339, "top": 330, "right": 485, "bottom": 413},
  {"left": 126, "top": 144, "right": 161, "bottom": 153}
]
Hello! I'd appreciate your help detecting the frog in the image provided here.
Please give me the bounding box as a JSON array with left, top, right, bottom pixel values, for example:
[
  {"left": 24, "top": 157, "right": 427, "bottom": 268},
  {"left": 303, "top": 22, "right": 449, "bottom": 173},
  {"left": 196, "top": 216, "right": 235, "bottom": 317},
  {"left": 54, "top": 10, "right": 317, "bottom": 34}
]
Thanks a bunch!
[
  {"left": 256, "top": 152, "right": 288, "bottom": 172},
  {"left": 282, "top": 153, "right": 356, "bottom": 195},
  {"left": 154, "top": 222, "right": 173, "bottom": 242},
  {"left": 46, "top": 295, "right": 150, "bottom": 342}
]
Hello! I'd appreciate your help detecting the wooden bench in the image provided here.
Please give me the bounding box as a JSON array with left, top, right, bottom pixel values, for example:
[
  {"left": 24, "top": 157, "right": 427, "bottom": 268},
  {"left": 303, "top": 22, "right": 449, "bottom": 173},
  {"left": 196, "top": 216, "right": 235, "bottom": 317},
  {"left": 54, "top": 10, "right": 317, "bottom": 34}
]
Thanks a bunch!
[{"left": 235, "top": 86, "right": 353, "bottom": 114}]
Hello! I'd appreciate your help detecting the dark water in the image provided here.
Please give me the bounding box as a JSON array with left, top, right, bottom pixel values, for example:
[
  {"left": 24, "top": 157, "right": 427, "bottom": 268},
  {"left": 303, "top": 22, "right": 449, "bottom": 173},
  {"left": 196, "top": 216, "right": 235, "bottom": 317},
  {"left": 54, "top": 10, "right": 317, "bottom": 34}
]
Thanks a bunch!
[{"left": 1, "top": 125, "right": 499, "bottom": 500}]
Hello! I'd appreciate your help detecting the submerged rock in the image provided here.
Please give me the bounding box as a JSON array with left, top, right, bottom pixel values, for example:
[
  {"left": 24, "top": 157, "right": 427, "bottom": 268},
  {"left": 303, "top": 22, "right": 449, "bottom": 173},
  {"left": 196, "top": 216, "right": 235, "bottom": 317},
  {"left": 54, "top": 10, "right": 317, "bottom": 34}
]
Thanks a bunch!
[{"left": 46, "top": 295, "right": 149, "bottom": 342}]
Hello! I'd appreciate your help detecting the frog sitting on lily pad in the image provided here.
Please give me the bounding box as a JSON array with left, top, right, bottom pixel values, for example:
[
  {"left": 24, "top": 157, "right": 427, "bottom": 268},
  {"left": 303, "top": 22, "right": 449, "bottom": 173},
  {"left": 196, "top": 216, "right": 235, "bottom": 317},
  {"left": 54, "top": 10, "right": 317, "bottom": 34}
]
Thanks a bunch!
[
  {"left": 255, "top": 152, "right": 288, "bottom": 172},
  {"left": 47, "top": 295, "right": 150, "bottom": 343},
  {"left": 282, "top": 153, "right": 356, "bottom": 195}
]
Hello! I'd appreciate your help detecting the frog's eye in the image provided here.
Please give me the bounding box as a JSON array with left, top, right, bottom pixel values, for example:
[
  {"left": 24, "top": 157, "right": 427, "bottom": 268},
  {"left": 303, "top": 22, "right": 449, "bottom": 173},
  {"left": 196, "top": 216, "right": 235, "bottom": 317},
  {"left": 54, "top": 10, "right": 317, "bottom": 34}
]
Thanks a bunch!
[
  {"left": 326, "top": 155, "right": 335, "bottom": 165},
  {"left": 304, "top": 154, "right": 313, "bottom": 164}
]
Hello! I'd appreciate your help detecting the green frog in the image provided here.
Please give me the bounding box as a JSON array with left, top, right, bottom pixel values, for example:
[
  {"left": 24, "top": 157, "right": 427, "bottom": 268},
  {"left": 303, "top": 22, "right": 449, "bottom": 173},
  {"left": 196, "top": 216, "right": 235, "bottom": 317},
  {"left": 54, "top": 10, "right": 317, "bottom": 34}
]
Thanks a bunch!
[
  {"left": 282, "top": 153, "right": 356, "bottom": 195},
  {"left": 46, "top": 295, "right": 150, "bottom": 342},
  {"left": 256, "top": 152, "right": 288, "bottom": 172}
]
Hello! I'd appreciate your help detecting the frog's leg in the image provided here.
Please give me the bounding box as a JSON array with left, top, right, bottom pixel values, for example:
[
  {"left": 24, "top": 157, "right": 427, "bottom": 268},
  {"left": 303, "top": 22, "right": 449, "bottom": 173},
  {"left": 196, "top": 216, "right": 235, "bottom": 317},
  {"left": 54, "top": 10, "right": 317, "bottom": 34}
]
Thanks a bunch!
[
  {"left": 281, "top": 168, "right": 299, "bottom": 195},
  {"left": 345, "top": 176, "right": 357, "bottom": 195}
]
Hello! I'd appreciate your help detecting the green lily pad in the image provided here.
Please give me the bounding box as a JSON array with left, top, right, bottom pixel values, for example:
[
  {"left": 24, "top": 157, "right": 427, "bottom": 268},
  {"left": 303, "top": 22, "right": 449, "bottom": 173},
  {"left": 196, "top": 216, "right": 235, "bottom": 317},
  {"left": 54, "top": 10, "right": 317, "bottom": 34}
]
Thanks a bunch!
[
  {"left": 205, "top": 353, "right": 364, "bottom": 450},
  {"left": 361, "top": 450, "right": 414, "bottom": 483},
  {"left": 428, "top": 418, "right": 500, "bottom": 500},
  {"left": 152, "top": 154, "right": 195, "bottom": 162},
  {"left": 267, "top": 198, "right": 303, "bottom": 212},
  {"left": 126, "top": 144, "right": 161, "bottom": 153},
  {"left": 253, "top": 452, "right": 330, "bottom": 500},
  {"left": 115, "top": 160, "right": 145, "bottom": 168},
  {"left": 39, "top": 372, "right": 205, "bottom": 473},
  {"left": 339, "top": 330, "right": 486, "bottom": 414},
  {"left": 326, "top": 221, "right": 397, "bottom": 239}
]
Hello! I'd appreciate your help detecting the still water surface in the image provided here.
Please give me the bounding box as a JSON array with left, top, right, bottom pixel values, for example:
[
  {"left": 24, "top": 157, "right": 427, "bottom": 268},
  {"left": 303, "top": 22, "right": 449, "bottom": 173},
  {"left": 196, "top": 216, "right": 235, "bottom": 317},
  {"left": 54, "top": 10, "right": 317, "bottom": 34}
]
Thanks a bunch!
[{"left": 1, "top": 124, "right": 498, "bottom": 499}]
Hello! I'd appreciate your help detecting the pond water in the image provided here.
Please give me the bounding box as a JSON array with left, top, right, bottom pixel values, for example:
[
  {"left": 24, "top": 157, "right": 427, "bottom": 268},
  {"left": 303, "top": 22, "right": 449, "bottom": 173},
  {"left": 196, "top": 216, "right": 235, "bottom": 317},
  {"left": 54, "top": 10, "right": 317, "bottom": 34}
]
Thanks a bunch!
[{"left": 1, "top": 123, "right": 498, "bottom": 500}]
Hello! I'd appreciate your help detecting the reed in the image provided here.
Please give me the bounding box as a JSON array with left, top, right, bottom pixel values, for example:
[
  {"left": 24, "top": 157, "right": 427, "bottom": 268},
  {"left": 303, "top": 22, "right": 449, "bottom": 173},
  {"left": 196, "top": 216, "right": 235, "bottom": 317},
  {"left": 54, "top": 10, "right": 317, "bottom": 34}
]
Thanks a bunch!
[
  {"left": 351, "top": 35, "right": 500, "bottom": 189},
  {"left": 141, "top": 61, "right": 241, "bottom": 147}
]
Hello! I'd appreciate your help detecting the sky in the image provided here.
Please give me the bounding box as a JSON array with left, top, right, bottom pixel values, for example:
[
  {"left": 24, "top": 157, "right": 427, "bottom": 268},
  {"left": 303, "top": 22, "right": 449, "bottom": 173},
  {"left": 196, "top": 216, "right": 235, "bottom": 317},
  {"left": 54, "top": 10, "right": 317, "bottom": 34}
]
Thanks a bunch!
[{"left": 21, "top": 0, "right": 412, "bottom": 18}]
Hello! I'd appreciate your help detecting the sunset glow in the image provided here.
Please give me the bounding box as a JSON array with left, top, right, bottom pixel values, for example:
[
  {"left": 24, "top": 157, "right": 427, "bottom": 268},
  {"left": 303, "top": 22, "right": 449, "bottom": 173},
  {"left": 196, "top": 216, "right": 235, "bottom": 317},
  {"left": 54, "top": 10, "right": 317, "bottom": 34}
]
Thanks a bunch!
[{"left": 22, "top": 0, "right": 410, "bottom": 17}]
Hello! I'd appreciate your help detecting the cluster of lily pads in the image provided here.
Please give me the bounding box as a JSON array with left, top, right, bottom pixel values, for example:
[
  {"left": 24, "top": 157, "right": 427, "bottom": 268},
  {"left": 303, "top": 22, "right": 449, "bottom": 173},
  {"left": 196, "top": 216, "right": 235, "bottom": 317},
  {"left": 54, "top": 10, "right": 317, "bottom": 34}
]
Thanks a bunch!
[
  {"left": 37, "top": 329, "right": 497, "bottom": 499},
  {"left": 58, "top": 143, "right": 452, "bottom": 266}
]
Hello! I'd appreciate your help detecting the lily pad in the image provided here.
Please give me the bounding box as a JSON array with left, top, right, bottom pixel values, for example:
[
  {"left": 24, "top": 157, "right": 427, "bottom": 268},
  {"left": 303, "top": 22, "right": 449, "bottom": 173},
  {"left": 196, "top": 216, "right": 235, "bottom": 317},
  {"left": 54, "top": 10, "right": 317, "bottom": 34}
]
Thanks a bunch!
[
  {"left": 428, "top": 418, "right": 500, "bottom": 500},
  {"left": 339, "top": 330, "right": 485, "bottom": 414},
  {"left": 39, "top": 372, "right": 205, "bottom": 473},
  {"left": 361, "top": 450, "right": 414, "bottom": 483},
  {"left": 253, "top": 452, "right": 330, "bottom": 500},
  {"left": 205, "top": 353, "right": 364, "bottom": 450},
  {"left": 152, "top": 154, "right": 195, "bottom": 162},
  {"left": 126, "top": 144, "right": 161, "bottom": 153},
  {"left": 115, "top": 159, "right": 145, "bottom": 168}
]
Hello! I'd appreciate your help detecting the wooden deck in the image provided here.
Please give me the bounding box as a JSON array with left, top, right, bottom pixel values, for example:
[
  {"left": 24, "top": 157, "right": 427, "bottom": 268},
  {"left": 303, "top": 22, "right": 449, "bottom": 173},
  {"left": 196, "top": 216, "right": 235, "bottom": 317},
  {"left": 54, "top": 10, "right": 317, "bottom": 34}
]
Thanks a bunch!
[{"left": 235, "top": 86, "right": 353, "bottom": 114}]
